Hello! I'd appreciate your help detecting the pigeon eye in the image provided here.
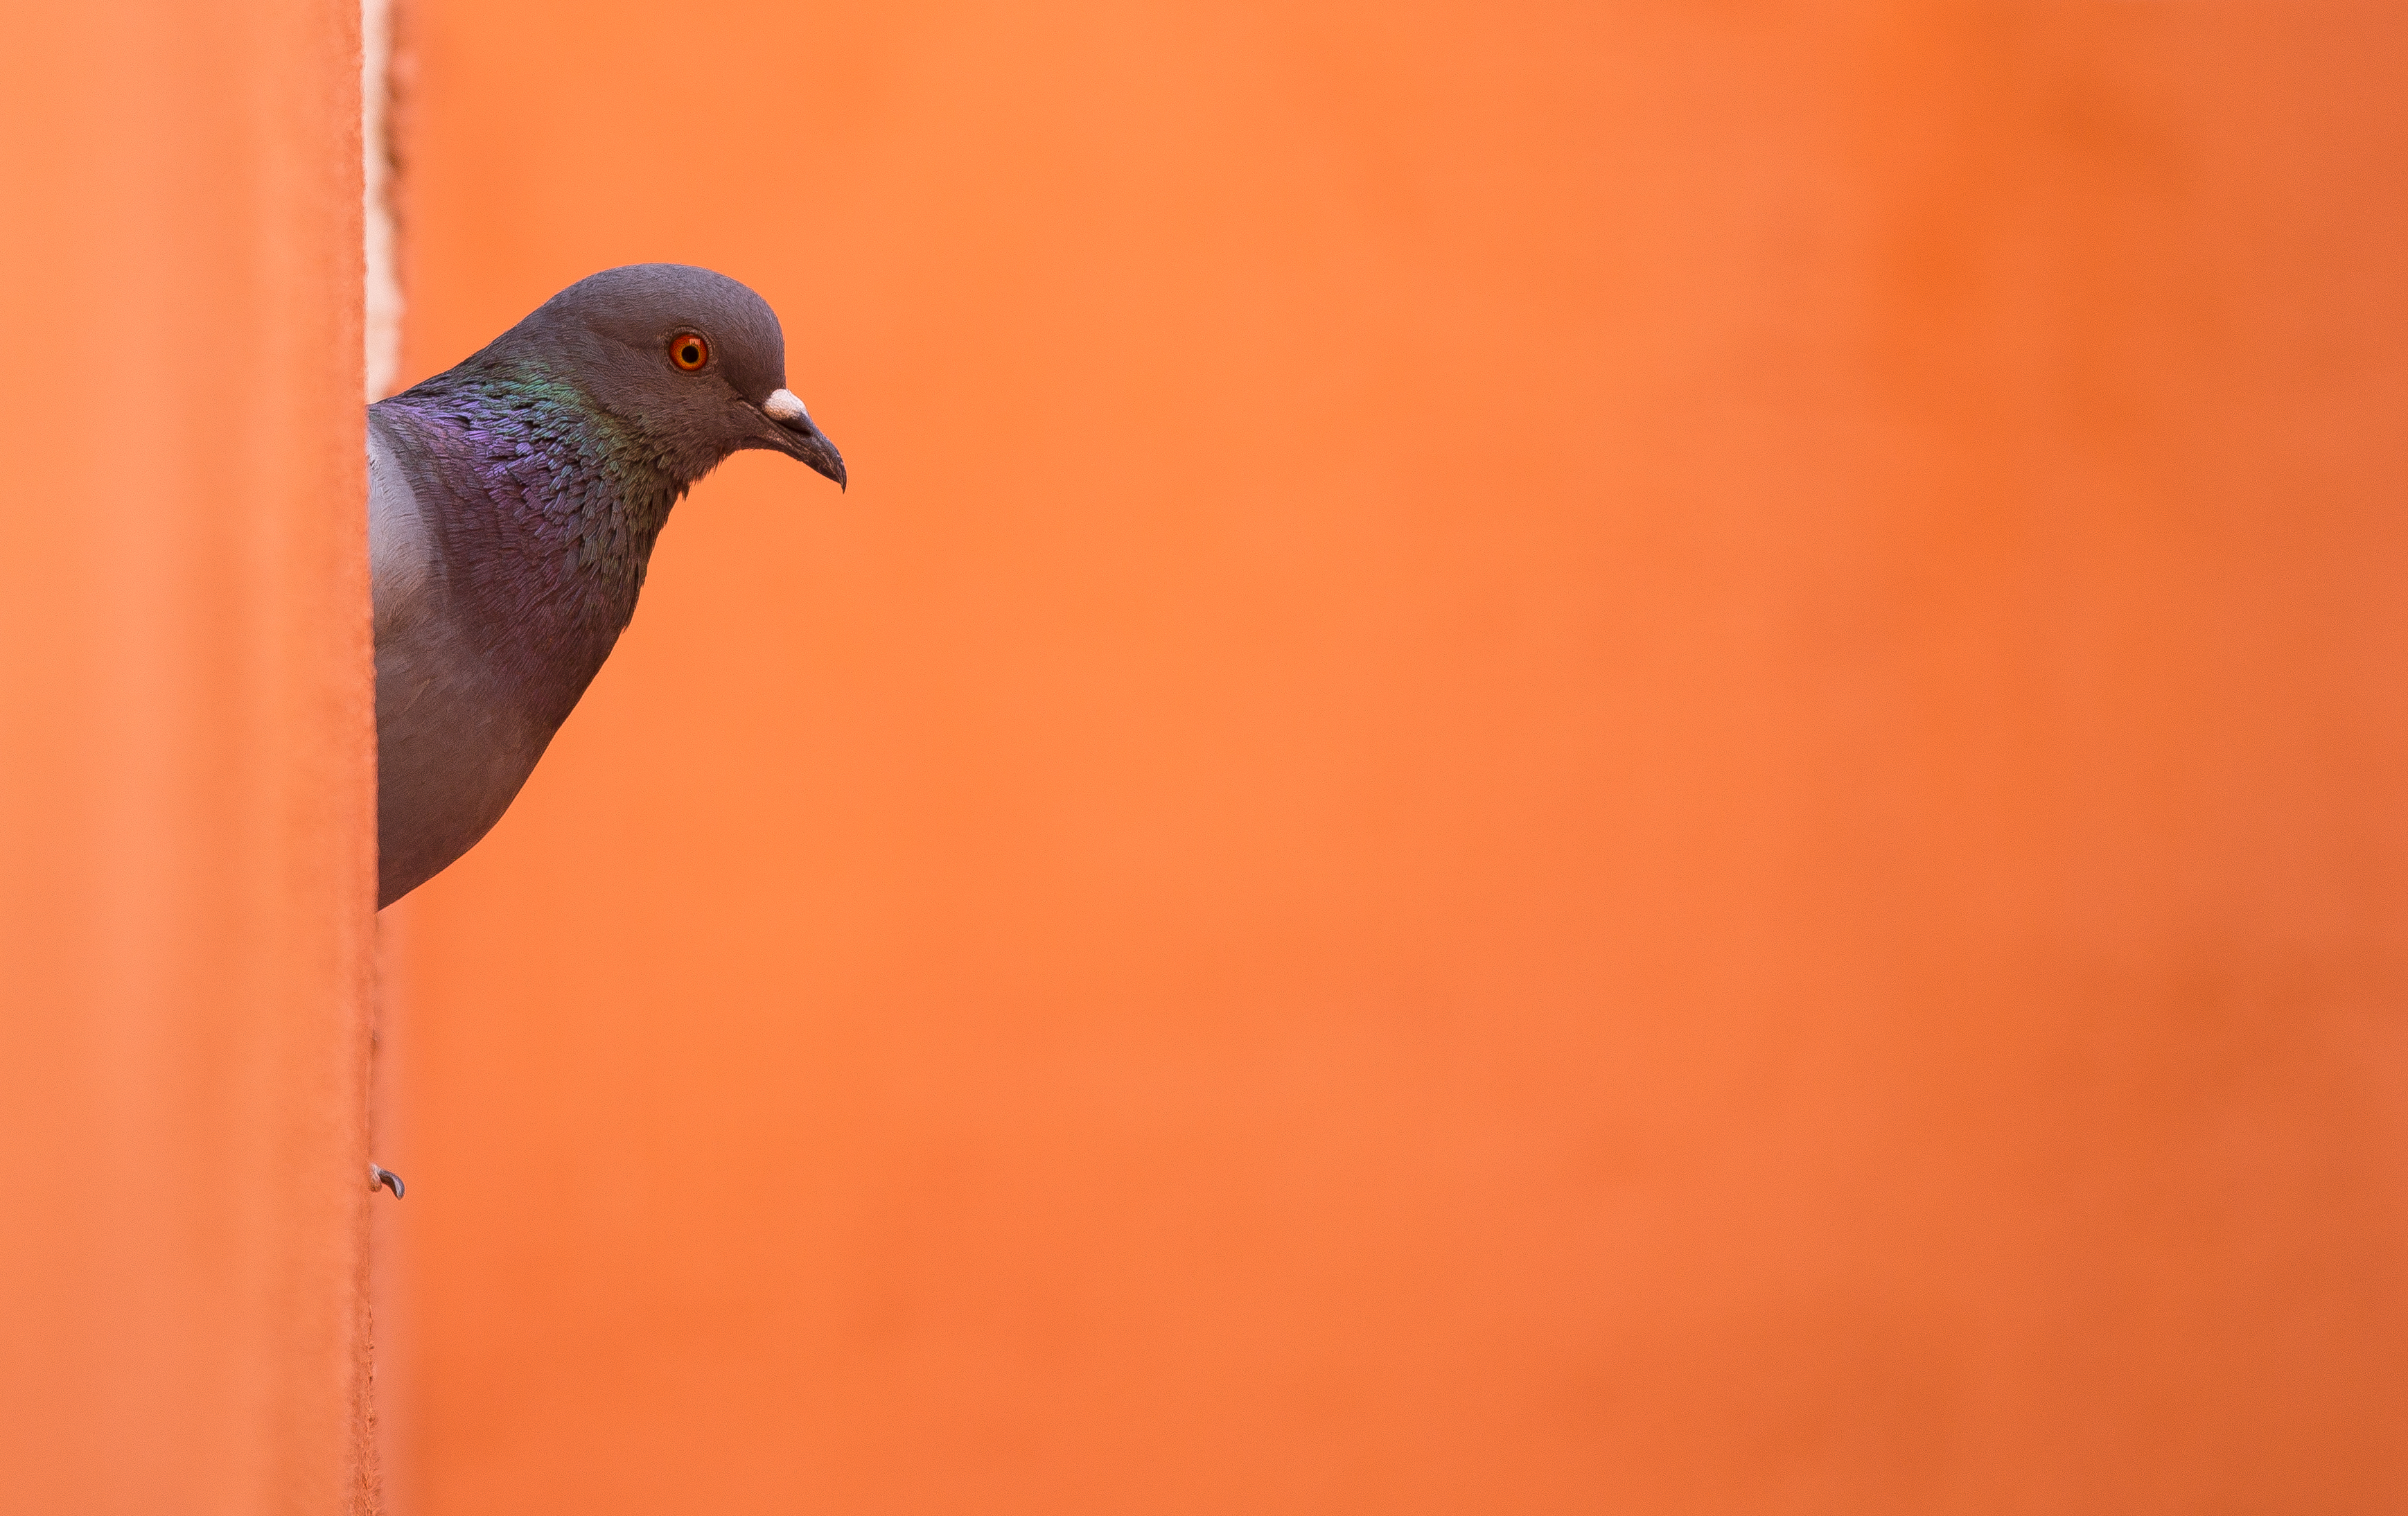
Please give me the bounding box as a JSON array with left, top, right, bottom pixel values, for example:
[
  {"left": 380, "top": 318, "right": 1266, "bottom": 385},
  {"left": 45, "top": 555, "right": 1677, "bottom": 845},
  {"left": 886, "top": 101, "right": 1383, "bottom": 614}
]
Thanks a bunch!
[{"left": 669, "top": 333, "right": 709, "bottom": 371}]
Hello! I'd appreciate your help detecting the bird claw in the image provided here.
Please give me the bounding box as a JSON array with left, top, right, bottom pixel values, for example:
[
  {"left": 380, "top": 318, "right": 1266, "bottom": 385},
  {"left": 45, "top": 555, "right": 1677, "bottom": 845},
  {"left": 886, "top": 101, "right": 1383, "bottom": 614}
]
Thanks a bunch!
[{"left": 369, "top": 1163, "right": 405, "bottom": 1199}]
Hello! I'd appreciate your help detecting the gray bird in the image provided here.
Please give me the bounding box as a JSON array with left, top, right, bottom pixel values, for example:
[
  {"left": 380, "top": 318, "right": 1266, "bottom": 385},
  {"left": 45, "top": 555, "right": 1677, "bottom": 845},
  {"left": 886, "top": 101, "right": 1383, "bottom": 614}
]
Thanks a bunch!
[{"left": 369, "top": 265, "right": 844, "bottom": 908}]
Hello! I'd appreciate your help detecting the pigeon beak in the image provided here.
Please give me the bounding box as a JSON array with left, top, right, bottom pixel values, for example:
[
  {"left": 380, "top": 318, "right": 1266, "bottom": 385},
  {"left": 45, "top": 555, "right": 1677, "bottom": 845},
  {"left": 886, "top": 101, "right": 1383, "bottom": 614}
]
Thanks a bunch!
[{"left": 761, "top": 388, "right": 847, "bottom": 491}]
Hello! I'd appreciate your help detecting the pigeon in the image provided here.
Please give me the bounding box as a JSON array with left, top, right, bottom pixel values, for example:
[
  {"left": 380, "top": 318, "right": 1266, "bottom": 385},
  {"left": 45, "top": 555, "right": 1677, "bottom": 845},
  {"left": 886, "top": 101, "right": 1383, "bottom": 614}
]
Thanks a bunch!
[{"left": 369, "top": 264, "right": 844, "bottom": 908}]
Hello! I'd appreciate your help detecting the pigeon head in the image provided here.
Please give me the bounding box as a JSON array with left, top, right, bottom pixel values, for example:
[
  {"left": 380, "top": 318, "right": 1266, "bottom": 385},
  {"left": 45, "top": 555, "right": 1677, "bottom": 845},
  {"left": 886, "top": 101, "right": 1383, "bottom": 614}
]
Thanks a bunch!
[{"left": 472, "top": 263, "right": 845, "bottom": 490}]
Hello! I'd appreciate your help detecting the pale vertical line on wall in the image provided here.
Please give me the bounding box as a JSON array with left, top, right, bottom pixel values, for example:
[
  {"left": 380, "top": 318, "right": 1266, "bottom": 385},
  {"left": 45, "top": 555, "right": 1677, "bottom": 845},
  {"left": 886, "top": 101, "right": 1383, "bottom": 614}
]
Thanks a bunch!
[
  {"left": 369, "top": 908, "right": 417, "bottom": 1516},
  {"left": 363, "top": 6, "right": 405, "bottom": 1512},
  {"left": 364, "top": 0, "right": 403, "bottom": 400}
]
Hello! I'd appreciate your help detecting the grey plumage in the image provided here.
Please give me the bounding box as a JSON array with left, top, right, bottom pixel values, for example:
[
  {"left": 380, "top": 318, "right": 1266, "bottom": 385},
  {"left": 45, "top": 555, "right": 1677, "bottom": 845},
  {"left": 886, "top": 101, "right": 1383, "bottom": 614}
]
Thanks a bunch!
[{"left": 369, "top": 265, "right": 844, "bottom": 908}]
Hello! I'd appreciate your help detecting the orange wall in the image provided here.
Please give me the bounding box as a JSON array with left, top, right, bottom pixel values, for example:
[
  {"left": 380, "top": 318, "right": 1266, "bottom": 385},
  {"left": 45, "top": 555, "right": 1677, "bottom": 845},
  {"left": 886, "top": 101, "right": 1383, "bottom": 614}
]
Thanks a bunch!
[
  {"left": 0, "top": 3, "right": 376, "bottom": 1513},
  {"left": 381, "top": 3, "right": 2408, "bottom": 1510}
]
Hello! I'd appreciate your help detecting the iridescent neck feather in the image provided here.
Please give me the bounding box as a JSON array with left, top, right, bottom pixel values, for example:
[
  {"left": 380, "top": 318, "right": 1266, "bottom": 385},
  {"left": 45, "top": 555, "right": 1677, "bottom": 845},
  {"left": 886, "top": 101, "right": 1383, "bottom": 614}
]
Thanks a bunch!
[{"left": 397, "top": 363, "right": 691, "bottom": 629}]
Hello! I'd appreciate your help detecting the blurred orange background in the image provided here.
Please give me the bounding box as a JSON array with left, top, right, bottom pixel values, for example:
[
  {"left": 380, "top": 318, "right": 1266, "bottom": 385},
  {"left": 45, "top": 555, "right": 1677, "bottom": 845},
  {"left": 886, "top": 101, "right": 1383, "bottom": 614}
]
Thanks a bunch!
[{"left": 376, "top": 2, "right": 2408, "bottom": 1512}]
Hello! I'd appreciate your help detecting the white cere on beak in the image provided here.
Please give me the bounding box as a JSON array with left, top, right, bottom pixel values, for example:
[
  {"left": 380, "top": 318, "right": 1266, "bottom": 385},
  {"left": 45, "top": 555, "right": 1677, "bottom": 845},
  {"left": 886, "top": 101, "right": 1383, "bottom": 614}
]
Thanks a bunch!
[{"left": 764, "top": 389, "right": 811, "bottom": 423}]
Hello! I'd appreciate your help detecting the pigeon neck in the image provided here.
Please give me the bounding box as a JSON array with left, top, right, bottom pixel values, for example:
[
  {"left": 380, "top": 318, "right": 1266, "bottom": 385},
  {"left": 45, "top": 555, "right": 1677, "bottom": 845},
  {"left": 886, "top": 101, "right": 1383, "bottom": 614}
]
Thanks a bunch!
[{"left": 379, "top": 373, "right": 688, "bottom": 709}]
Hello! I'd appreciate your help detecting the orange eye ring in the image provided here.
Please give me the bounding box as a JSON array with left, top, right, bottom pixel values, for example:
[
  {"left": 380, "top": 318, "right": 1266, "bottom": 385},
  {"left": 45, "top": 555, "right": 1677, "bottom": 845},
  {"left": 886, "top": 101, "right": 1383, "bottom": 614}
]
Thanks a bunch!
[{"left": 669, "top": 333, "right": 710, "bottom": 371}]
